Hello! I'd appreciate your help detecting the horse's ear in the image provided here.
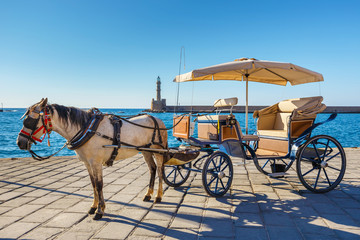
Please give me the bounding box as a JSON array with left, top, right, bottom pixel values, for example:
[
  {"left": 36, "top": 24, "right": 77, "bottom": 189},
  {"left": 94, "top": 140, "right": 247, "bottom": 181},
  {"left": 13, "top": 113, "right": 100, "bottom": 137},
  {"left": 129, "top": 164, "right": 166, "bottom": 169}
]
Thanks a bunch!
[{"left": 40, "top": 98, "right": 48, "bottom": 107}]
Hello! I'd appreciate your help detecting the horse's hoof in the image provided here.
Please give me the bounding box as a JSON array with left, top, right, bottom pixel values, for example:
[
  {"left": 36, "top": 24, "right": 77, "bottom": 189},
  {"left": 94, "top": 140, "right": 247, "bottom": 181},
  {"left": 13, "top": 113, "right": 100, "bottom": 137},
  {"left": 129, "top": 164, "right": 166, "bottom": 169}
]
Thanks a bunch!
[
  {"left": 93, "top": 213, "right": 103, "bottom": 220},
  {"left": 143, "top": 195, "right": 151, "bottom": 202},
  {"left": 155, "top": 197, "right": 162, "bottom": 203},
  {"left": 88, "top": 207, "right": 97, "bottom": 215}
]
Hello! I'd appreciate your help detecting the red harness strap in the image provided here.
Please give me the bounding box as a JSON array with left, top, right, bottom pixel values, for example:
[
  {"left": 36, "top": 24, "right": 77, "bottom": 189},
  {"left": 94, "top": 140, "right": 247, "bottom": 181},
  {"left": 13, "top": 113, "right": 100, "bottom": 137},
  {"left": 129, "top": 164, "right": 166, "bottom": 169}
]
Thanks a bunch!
[{"left": 21, "top": 108, "right": 52, "bottom": 144}]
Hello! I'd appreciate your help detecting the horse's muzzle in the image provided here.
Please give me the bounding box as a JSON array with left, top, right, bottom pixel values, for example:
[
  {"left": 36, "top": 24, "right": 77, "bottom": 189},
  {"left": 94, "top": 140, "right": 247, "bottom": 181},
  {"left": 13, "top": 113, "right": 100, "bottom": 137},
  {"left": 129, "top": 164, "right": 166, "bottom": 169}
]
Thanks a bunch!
[{"left": 17, "top": 134, "right": 30, "bottom": 150}]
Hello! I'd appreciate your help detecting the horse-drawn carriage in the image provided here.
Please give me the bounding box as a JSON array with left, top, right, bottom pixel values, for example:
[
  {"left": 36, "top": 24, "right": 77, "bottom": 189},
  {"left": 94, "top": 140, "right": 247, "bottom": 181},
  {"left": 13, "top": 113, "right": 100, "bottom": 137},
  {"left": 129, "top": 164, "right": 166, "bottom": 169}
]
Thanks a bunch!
[
  {"left": 163, "top": 96, "right": 346, "bottom": 196},
  {"left": 16, "top": 58, "right": 346, "bottom": 220}
]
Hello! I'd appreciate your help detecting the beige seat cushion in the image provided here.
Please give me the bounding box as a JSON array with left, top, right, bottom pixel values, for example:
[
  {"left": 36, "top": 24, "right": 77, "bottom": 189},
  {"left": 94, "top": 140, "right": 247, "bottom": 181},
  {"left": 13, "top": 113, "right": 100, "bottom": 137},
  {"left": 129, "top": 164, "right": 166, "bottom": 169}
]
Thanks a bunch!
[
  {"left": 278, "top": 98, "right": 313, "bottom": 112},
  {"left": 274, "top": 113, "right": 291, "bottom": 130},
  {"left": 257, "top": 130, "right": 288, "bottom": 138}
]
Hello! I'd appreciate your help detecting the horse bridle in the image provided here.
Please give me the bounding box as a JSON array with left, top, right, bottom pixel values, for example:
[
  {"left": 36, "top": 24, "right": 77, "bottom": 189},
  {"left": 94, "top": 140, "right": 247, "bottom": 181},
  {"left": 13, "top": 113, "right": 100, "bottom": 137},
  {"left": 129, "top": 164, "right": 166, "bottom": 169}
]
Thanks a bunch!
[
  {"left": 20, "top": 106, "right": 53, "bottom": 147},
  {"left": 19, "top": 105, "right": 69, "bottom": 161}
]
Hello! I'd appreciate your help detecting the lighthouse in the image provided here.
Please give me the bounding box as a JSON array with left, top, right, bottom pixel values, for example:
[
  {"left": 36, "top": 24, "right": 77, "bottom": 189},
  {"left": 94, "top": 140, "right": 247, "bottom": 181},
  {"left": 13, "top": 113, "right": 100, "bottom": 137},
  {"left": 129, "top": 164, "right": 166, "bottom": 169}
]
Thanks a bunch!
[
  {"left": 156, "top": 76, "right": 161, "bottom": 101},
  {"left": 150, "top": 76, "right": 166, "bottom": 112}
]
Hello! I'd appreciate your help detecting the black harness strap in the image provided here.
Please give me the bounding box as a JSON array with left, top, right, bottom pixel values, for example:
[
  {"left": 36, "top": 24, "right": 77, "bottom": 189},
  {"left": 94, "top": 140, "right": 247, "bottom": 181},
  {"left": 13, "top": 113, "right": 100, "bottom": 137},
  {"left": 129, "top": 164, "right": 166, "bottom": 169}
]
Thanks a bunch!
[
  {"left": 67, "top": 110, "right": 104, "bottom": 150},
  {"left": 105, "top": 116, "right": 123, "bottom": 167},
  {"left": 147, "top": 115, "right": 163, "bottom": 146},
  {"left": 103, "top": 114, "right": 165, "bottom": 166}
]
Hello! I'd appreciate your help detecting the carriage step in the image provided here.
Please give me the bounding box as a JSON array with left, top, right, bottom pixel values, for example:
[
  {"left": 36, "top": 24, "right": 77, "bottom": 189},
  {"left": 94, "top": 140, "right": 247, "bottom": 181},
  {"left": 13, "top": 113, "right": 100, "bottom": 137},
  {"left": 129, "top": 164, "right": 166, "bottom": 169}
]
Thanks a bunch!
[{"left": 268, "top": 172, "right": 289, "bottom": 178}]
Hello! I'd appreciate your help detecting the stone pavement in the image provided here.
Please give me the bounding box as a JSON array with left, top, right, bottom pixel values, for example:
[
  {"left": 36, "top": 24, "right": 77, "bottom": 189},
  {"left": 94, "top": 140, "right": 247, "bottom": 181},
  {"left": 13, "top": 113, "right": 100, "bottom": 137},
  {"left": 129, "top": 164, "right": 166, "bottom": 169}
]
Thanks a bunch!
[{"left": 0, "top": 148, "right": 359, "bottom": 240}]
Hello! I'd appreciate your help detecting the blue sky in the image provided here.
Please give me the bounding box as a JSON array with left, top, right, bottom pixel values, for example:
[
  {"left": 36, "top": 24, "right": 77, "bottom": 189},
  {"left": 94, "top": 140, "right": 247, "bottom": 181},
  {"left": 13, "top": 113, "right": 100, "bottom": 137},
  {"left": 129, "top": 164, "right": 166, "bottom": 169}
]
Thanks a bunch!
[{"left": 1, "top": 0, "right": 359, "bottom": 108}]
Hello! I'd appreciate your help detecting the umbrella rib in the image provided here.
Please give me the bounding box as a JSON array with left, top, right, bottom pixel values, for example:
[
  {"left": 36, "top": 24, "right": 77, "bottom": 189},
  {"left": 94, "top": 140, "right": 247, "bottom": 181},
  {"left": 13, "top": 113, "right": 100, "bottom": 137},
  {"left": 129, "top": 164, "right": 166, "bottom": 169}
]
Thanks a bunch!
[
  {"left": 247, "top": 68, "right": 263, "bottom": 75},
  {"left": 263, "top": 68, "right": 289, "bottom": 81}
]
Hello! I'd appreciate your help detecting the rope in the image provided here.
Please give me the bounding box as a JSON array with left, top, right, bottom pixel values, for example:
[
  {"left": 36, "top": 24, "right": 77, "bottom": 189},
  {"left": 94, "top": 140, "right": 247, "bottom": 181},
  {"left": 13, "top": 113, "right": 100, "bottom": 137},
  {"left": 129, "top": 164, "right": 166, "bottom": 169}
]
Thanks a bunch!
[{"left": 175, "top": 46, "right": 185, "bottom": 113}]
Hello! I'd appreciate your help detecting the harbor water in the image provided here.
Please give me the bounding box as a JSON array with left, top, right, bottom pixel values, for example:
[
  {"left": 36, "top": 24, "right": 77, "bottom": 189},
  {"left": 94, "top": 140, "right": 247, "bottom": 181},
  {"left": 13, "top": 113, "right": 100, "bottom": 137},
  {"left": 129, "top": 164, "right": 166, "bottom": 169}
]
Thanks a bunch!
[{"left": 0, "top": 108, "right": 359, "bottom": 159}]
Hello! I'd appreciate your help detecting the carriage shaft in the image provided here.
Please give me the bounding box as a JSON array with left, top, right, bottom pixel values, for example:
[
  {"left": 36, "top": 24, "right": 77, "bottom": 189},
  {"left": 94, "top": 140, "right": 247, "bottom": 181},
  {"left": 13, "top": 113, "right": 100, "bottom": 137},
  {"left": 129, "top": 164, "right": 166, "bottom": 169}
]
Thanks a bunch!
[{"left": 103, "top": 145, "right": 178, "bottom": 154}]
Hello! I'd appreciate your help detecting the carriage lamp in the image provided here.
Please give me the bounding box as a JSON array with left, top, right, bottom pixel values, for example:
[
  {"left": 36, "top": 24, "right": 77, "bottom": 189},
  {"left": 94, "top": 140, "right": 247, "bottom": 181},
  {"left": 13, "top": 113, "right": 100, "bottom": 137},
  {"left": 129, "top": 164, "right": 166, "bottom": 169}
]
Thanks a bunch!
[{"left": 226, "top": 115, "right": 236, "bottom": 127}]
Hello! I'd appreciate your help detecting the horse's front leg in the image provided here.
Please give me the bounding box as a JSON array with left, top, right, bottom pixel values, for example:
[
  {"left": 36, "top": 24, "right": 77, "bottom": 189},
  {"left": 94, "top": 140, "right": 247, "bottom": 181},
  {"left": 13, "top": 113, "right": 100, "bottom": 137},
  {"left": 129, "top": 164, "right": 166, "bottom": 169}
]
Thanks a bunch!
[
  {"left": 142, "top": 152, "right": 156, "bottom": 202},
  {"left": 92, "top": 162, "right": 105, "bottom": 220},
  {"left": 83, "top": 161, "right": 98, "bottom": 215}
]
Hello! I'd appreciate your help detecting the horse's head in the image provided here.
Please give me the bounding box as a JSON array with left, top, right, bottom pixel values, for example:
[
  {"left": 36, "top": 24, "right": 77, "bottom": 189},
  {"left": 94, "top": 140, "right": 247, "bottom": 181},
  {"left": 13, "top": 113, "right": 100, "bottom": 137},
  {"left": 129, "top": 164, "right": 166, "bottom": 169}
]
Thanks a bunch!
[{"left": 17, "top": 98, "right": 52, "bottom": 150}]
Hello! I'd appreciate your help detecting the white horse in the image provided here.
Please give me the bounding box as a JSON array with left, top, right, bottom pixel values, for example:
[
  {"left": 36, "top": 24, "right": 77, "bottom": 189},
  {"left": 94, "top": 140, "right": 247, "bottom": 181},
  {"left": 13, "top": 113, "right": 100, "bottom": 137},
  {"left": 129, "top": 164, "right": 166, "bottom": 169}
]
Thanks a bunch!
[{"left": 17, "top": 98, "right": 168, "bottom": 220}]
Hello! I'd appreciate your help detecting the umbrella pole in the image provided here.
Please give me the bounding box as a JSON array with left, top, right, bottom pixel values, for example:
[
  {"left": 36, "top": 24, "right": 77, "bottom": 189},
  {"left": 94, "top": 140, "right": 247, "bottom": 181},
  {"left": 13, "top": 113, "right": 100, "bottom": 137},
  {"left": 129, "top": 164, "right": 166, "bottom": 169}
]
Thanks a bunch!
[{"left": 245, "top": 74, "right": 249, "bottom": 134}]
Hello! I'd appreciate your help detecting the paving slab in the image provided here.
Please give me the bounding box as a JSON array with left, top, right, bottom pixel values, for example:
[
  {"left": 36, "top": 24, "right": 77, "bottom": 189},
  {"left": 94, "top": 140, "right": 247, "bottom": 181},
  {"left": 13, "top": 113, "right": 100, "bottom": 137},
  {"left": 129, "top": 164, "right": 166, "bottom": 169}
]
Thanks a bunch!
[
  {"left": 0, "top": 221, "right": 39, "bottom": 239},
  {"left": 0, "top": 148, "right": 359, "bottom": 239},
  {"left": 22, "top": 226, "right": 64, "bottom": 240}
]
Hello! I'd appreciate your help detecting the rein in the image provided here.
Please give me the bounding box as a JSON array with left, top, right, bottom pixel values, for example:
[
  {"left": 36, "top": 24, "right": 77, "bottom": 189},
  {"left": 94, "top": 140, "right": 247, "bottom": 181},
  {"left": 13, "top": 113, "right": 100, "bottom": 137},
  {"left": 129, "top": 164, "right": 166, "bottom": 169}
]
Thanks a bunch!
[
  {"left": 28, "top": 109, "right": 103, "bottom": 161},
  {"left": 29, "top": 143, "right": 67, "bottom": 161}
]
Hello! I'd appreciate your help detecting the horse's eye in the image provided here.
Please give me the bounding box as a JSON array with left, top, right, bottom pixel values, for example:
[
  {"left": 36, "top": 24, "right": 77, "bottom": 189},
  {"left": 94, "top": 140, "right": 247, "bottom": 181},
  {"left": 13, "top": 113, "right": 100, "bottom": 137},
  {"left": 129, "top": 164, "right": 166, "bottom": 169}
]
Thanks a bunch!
[{"left": 23, "top": 117, "right": 39, "bottom": 130}]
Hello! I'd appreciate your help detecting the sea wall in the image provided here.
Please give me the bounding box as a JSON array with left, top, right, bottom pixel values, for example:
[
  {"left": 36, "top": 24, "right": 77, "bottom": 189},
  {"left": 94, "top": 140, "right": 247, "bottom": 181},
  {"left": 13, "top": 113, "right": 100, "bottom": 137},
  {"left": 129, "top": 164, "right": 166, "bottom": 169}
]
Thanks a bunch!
[{"left": 161, "top": 105, "right": 360, "bottom": 113}]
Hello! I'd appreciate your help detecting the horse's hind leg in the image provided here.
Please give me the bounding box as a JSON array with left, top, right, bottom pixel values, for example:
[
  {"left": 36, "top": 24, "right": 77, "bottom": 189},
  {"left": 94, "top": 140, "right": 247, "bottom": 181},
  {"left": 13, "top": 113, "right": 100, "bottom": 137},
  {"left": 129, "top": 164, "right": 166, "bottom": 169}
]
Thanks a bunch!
[
  {"left": 142, "top": 152, "right": 156, "bottom": 202},
  {"left": 154, "top": 153, "right": 165, "bottom": 203}
]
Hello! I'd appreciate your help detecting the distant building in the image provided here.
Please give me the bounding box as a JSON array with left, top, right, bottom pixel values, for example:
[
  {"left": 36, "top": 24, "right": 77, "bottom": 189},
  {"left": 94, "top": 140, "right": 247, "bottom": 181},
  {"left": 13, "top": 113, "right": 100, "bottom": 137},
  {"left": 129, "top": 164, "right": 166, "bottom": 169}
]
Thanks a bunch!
[{"left": 151, "top": 76, "right": 166, "bottom": 112}]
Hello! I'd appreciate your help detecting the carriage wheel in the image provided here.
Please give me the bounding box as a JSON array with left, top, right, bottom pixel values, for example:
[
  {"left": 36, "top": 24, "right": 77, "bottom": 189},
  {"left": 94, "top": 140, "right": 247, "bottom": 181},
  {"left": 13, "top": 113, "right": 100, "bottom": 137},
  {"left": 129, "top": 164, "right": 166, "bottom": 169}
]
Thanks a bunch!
[
  {"left": 202, "top": 151, "right": 233, "bottom": 197},
  {"left": 163, "top": 163, "right": 191, "bottom": 187},
  {"left": 253, "top": 157, "right": 294, "bottom": 177},
  {"left": 296, "top": 135, "right": 346, "bottom": 193}
]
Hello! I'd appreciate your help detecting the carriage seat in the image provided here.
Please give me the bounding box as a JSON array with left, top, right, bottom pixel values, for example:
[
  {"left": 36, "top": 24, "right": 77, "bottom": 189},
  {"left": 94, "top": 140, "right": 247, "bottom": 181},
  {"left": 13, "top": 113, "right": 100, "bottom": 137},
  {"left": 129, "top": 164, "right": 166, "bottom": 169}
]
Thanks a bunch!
[
  {"left": 253, "top": 96, "right": 326, "bottom": 139},
  {"left": 213, "top": 97, "right": 238, "bottom": 108}
]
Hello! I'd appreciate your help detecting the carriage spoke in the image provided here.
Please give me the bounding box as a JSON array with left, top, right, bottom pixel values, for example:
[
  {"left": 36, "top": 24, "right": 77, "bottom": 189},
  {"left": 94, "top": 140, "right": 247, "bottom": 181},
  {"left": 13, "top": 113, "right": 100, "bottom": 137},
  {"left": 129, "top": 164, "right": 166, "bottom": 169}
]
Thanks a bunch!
[
  {"left": 219, "top": 178, "right": 226, "bottom": 190},
  {"left": 173, "top": 169, "right": 177, "bottom": 183},
  {"left": 215, "top": 177, "right": 219, "bottom": 193},
  {"left": 178, "top": 170, "right": 185, "bottom": 180},
  {"left": 211, "top": 159, "right": 218, "bottom": 171},
  {"left": 166, "top": 168, "right": 176, "bottom": 179},
  {"left": 312, "top": 142, "right": 322, "bottom": 160},
  {"left": 207, "top": 176, "right": 216, "bottom": 186},
  {"left": 216, "top": 157, "right": 225, "bottom": 171},
  {"left": 325, "top": 152, "right": 341, "bottom": 162},
  {"left": 322, "top": 139, "right": 330, "bottom": 161},
  {"left": 302, "top": 167, "right": 316, "bottom": 177},
  {"left": 323, "top": 168, "right": 332, "bottom": 187},
  {"left": 327, "top": 165, "right": 341, "bottom": 172},
  {"left": 221, "top": 163, "right": 229, "bottom": 172},
  {"left": 313, "top": 169, "right": 321, "bottom": 189}
]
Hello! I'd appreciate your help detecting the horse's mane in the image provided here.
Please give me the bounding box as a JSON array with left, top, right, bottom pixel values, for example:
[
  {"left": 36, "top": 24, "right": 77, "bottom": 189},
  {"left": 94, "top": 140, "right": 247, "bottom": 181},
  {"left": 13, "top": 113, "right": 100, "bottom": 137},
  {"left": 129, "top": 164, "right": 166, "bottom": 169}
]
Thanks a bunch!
[{"left": 48, "top": 104, "right": 93, "bottom": 128}]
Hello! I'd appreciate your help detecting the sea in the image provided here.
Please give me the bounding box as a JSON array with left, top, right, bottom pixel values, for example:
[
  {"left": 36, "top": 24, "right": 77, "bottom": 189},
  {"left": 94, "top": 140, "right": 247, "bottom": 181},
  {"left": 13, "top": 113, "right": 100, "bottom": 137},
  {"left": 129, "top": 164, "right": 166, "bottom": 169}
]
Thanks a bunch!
[{"left": 0, "top": 108, "right": 359, "bottom": 159}]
